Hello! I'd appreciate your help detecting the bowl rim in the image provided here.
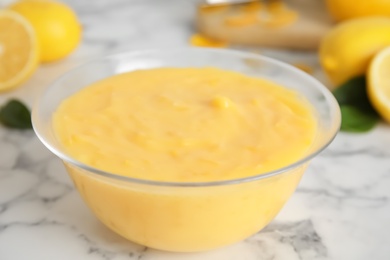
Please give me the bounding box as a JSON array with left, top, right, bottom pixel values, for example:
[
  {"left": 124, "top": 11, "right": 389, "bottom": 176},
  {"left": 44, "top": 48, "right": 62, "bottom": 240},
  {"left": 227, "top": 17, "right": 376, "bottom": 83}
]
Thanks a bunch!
[{"left": 32, "top": 47, "right": 341, "bottom": 187}]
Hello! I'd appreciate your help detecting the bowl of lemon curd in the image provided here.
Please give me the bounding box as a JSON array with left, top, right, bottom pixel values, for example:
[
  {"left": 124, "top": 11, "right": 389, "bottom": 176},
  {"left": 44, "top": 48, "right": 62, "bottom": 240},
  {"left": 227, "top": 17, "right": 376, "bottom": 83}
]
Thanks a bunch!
[{"left": 32, "top": 48, "right": 340, "bottom": 252}]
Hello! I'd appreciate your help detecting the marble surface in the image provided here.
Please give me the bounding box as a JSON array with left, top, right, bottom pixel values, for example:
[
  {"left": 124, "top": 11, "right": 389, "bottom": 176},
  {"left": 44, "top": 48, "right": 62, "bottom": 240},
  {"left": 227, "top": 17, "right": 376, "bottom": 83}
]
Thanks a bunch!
[{"left": 0, "top": 0, "right": 390, "bottom": 259}]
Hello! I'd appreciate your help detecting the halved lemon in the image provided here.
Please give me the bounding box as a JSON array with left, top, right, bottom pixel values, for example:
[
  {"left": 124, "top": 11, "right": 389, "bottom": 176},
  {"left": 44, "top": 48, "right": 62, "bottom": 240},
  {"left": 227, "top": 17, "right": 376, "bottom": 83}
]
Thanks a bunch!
[
  {"left": 368, "top": 46, "right": 390, "bottom": 123},
  {"left": 0, "top": 10, "right": 39, "bottom": 92}
]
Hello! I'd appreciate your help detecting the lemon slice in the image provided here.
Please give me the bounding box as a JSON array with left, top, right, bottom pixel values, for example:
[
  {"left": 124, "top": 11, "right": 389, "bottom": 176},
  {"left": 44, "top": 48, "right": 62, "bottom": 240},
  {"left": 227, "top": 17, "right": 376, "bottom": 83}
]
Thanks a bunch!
[
  {"left": 0, "top": 10, "right": 38, "bottom": 91},
  {"left": 368, "top": 46, "right": 390, "bottom": 123}
]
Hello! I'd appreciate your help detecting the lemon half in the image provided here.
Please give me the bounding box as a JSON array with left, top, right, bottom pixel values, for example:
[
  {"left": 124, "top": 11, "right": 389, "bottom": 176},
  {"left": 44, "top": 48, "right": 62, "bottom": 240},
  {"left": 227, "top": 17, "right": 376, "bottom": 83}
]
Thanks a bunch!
[
  {"left": 368, "top": 46, "right": 390, "bottom": 123},
  {"left": 0, "top": 10, "right": 39, "bottom": 91}
]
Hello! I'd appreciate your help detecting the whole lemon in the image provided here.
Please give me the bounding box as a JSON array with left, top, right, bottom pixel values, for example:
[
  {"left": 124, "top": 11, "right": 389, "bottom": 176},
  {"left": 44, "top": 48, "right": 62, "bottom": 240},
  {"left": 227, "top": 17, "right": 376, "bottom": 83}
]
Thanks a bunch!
[
  {"left": 319, "top": 17, "right": 390, "bottom": 86},
  {"left": 10, "top": 0, "right": 82, "bottom": 62},
  {"left": 326, "top": 0, "right": 390, "bottom": 22}
]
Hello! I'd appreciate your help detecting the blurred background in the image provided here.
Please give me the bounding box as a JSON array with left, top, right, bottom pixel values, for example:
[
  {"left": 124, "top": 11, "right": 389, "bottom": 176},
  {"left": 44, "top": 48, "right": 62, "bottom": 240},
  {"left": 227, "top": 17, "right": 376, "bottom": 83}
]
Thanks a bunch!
[
  {"left": 2, "top": 0, "right": 390, "bottom": 132},
  {"left": 1, "top": 1, "right": 390, "bottom": 259}
]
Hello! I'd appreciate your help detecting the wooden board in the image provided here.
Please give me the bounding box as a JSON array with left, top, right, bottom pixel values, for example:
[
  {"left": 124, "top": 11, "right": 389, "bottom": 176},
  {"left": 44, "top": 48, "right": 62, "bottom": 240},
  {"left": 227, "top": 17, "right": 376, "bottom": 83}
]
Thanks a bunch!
[{"left": 196, "top": 0, "right": 334, "bottom": 50}]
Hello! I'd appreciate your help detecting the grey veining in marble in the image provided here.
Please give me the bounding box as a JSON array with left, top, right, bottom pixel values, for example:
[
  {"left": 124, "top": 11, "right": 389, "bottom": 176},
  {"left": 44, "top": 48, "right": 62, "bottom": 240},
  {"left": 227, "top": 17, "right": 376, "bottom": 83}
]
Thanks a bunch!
[{"left": 0, "top": 0, "right": 389, "bottom": 259}]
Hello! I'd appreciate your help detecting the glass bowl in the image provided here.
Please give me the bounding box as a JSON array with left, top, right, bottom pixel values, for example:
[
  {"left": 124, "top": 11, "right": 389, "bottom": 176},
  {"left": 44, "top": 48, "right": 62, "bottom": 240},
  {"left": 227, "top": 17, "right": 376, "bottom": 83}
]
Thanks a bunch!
[{"left": 32, "top": 48, "right": 340, "bottom": 252}]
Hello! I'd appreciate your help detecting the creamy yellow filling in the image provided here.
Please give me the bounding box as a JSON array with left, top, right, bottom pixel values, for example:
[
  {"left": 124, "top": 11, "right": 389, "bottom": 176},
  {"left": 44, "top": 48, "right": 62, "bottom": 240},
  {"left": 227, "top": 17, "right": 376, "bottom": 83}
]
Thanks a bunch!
[{"left": 53, "top": 67, "right": 317, "bottom": 182}]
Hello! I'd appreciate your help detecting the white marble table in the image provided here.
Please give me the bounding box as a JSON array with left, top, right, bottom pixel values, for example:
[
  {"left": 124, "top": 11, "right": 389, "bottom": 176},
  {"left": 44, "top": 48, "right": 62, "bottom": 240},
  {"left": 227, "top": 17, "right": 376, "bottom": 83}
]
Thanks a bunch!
[{"left": 0, "top": 0, "right": 389, "bottom": 259}]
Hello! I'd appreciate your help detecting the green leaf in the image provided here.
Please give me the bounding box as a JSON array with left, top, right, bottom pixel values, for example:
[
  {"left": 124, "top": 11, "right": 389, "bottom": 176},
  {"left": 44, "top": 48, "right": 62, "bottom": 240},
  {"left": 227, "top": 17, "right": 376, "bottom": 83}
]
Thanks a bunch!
[
  {"left": 333, "top": 76, "right": 377, "bottom": 114},
  {"left": 0, "top": 99, "right": 32, "bottom": 129},
  {"left": 340, "top": 105, "right": 379, "bottom": 133},
  {"left": 332, "top": 76, "right": 380, "bottom": 133}
]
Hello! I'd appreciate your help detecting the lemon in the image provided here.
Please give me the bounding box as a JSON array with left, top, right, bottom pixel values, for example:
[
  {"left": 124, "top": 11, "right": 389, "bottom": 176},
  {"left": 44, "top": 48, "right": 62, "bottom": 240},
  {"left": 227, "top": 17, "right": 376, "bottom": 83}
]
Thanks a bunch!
[
  {"left": 0, "top": 10, "right": 39, "bottom": 91},
  {"left": 10, "top": 0, "right": 82, "bottom": 62},
  {"left": 368, "top": 46, "right": 390, "bottom": 123},
  {"left": 319, "top": 17, "right": 390, "bottom": 86},
  {"left": 326, "top": 0, "right": 390, "bottom": 22}
]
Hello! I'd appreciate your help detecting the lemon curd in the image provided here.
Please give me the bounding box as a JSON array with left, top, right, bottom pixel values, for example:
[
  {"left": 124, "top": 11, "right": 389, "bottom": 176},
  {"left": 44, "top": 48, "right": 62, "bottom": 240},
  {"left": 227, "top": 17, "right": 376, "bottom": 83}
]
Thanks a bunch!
[{"left": 53, "top": 67, "right": 318, "bottom": 252}]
